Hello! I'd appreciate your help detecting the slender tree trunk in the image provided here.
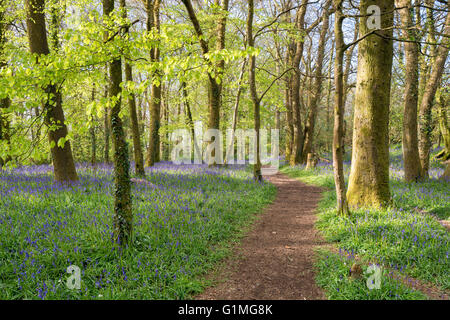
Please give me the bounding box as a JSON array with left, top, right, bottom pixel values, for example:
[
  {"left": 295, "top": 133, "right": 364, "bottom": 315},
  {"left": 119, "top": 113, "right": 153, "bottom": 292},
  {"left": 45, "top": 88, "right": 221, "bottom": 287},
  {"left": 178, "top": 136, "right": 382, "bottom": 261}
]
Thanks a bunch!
[
  {"left": 290, "top": 0, "right": 308, "bottom": 166},
  {"left": 436, "top": 90, "right": 449, "bottom": 164},
  {"left": 182, "top": 81, "right": 201, "bottom": 161},
  {"left": 346, "top": 0, "right": 394, "bottom": 208},
  {"left": 247, "top": 0, "right": 262, "bottom": 181},
  {"left": 120, "top": 0, "right": 145, "bottom": 176},
  {"left": 181, "top": 0, "right": 229, "bottom": 166},
  {"left": 104, "top": 101, "right": 111, "bottom": 163},
  {"left": 302, "top": 5, "right": 330, "bottom": 162},
  {"left": 90, "top": 86, "right": 96, "bottom": 166},
  {"left": 25, "top": 0, "right": 78, "bottom": 183},
  {"left": 326, "top": 39, "right": 334, "bottom": 153},
  {"left": 332, "top": 0, "right": 349, "bottom": 215},
  {"left": 103, "top": 0, "right": 132, "bottom": 246},
  {"left": 0, "top": 1, "right": 11, "bottom": 167},
  {"left": 396, "top": 0, "right": 422, "bottom": 182},
  {"left": 225, "top": 58, "right": 247, "bottom": 164},
  {"left": 146, "top": 0, "right": 162, "bottom": 167},
  {"left": 418, "top": 1, "right": 450, "bottom": 177}
]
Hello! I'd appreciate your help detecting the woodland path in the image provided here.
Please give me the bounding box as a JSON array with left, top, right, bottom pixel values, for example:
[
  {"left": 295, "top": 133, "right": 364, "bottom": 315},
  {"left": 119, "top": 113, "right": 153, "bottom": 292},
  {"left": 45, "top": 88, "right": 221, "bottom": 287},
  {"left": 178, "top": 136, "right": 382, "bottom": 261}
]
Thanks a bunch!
[{"left": 195, "top": 173, "right": 327, "bottom": 300}]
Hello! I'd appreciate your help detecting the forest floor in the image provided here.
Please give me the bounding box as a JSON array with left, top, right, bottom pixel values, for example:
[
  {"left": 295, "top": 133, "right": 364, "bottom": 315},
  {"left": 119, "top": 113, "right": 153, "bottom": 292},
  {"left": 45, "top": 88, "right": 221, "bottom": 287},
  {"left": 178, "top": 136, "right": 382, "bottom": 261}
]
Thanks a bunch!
[{"left": 196, "top": 173, "right": 327, "bottom": 300}]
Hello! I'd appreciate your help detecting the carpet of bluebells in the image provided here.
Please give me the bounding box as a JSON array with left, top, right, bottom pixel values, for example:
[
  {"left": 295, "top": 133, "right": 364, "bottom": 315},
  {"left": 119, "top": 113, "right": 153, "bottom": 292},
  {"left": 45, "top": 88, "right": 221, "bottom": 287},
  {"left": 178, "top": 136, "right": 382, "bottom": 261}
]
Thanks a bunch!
[
  {"left": 282, "top": 145, "right": 449, "bottom": 299},
  {"left": 0, "top": 162, "right": 276, "bottom": 299}
]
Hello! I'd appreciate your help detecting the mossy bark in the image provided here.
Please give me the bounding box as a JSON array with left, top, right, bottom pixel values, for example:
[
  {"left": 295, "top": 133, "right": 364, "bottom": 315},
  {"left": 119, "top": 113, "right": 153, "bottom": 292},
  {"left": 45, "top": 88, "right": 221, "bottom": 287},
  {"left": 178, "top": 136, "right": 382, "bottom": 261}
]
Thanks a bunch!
[
  {"left": 103, "top": 0, "right": 132, "bottom": 246},
  {"left": 26, "top": 0, "right": 78, "bottom": 183},
  {"left": 418, "top": 1, "right": 450, "bottom": 177},
  {"left": 346, "top": 0, "right": 394, "bottom": 208},
  {"left": 396, "top": 0, "right": 422, "bottom": 182}
]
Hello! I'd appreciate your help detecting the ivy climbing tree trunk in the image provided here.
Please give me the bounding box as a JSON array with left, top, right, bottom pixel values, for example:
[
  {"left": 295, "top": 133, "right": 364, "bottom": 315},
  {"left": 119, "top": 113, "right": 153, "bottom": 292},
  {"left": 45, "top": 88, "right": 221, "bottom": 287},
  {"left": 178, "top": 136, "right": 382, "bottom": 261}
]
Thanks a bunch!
[
  {"left": 396, "top": 0, "right": 422, "bottom": 182},
  {"left": 146, "top": 0, "right": 162, "bottom": 167},
  {"left": 25, "top": 0, "right": 78, "bottom": 183},
  {"left": 103, "top": 0, "right": 132, "bottom": 246},
  {"left": 436, "top": 90, "right": 449, "bottom": 180},
  {"left": 418, "top": 1, "right": 450, "bottom": 178},
  {"left": 346, "top": 0, "right": 394, "bottom": 208}
]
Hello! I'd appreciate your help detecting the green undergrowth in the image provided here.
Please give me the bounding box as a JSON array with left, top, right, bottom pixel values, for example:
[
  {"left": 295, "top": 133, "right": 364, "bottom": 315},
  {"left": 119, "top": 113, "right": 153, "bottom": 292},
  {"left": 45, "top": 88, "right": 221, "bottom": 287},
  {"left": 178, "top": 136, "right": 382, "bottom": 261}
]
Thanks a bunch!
[{"left": 281, "top": 161, "right": 449, "bottom": 300}]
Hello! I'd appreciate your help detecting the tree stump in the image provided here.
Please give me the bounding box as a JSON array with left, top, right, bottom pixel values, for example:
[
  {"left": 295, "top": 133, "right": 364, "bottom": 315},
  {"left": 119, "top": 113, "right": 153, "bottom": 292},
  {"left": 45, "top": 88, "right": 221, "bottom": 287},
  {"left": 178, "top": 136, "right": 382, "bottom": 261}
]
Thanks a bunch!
[{"left": 305, "top": 153, "right": 317, "bottom": 170}]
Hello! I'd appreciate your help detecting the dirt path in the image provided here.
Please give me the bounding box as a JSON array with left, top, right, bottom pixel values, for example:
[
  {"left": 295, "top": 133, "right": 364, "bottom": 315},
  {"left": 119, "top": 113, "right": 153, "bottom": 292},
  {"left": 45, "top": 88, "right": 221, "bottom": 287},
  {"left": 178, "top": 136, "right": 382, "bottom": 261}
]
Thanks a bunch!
[{"left": 196, "top": 173, "right": 327, "bottom": 300}]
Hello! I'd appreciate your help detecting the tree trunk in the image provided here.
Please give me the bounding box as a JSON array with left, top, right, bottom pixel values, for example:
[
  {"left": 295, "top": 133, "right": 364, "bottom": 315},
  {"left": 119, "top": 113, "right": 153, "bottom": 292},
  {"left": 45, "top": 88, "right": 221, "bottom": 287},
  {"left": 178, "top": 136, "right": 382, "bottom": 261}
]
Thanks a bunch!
[
  {"left": 90, "top": 86, "right": 96, "bottom": 166},
  {"left": 25, "top": 0, "right": 78, "bottom": 183},
  {"left": 302, "top": 5, "right": 330, "bottom": 162},
  {"left": 0, "top": 2, "right": 11, "bottom": 167},
  {"left": 396, "top": 0, "right": 422, "bottom": 182},
  {"left": 325, "top": 39, "right": 334, "bottom": 153},
  {"left": 146, "top": 0, "right": 162, "bottom": 167},
  {"left": 181, "top": 0, "right": 229, "bottom": 166},
  {"left": 225, "top": 58, "right": 247, "bottom": 164},
  {"left": 332, "top": 0, "right": 349, "bottom": 215},
  {"left": 120, "top": 0, "right": 145, "bottom": 176},
  {"left": 103, "top": 0, "right": 132, "bottom": 246},
  {"left": 418, "top": 1, "right": 450, "bottom": 178},
  {"left": 104, "top": 86, "right": 111, "bottom": 163},
  {"left": 247, "top": 0, "right": 262, "bottom": 181},
  {"left": 290, "top": 0, "right": 308, "bottom": 166},
  {"left": 346, "top": 0, "right": 394, "bottom": 208}
]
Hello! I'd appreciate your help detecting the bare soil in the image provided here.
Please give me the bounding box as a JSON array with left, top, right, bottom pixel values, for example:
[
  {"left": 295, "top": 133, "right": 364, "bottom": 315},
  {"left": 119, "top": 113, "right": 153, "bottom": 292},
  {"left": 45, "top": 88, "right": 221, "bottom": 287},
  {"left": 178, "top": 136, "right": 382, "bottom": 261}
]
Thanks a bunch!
[{"left": 195, "top": 173, "right": 327, "bottom": 300}]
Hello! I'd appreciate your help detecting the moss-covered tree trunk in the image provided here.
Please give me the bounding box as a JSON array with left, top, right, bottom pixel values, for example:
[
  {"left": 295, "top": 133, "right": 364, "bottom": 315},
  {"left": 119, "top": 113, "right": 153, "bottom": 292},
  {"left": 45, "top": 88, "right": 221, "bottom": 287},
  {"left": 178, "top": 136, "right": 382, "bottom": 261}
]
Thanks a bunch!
[
  {"left": 346, "top": 0, "right": 394, "bottom": 208},
  {"left": 302, "top": 5, "right": 330, "bottom": 162},
  {"left": 103, "top": 0, "right": 132, "bottom": 246},
  {"left": 26, "top": 0, "right": 78, "bottom": 183},
  {"left": 332, "top": 0, "right": 349, "bottom": 215},
  {"left": 396, "top": 0, "right": 422, "bottom": 182},
  {"left": 418, "top": 2, "right": 450, "bottom": 178}
]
